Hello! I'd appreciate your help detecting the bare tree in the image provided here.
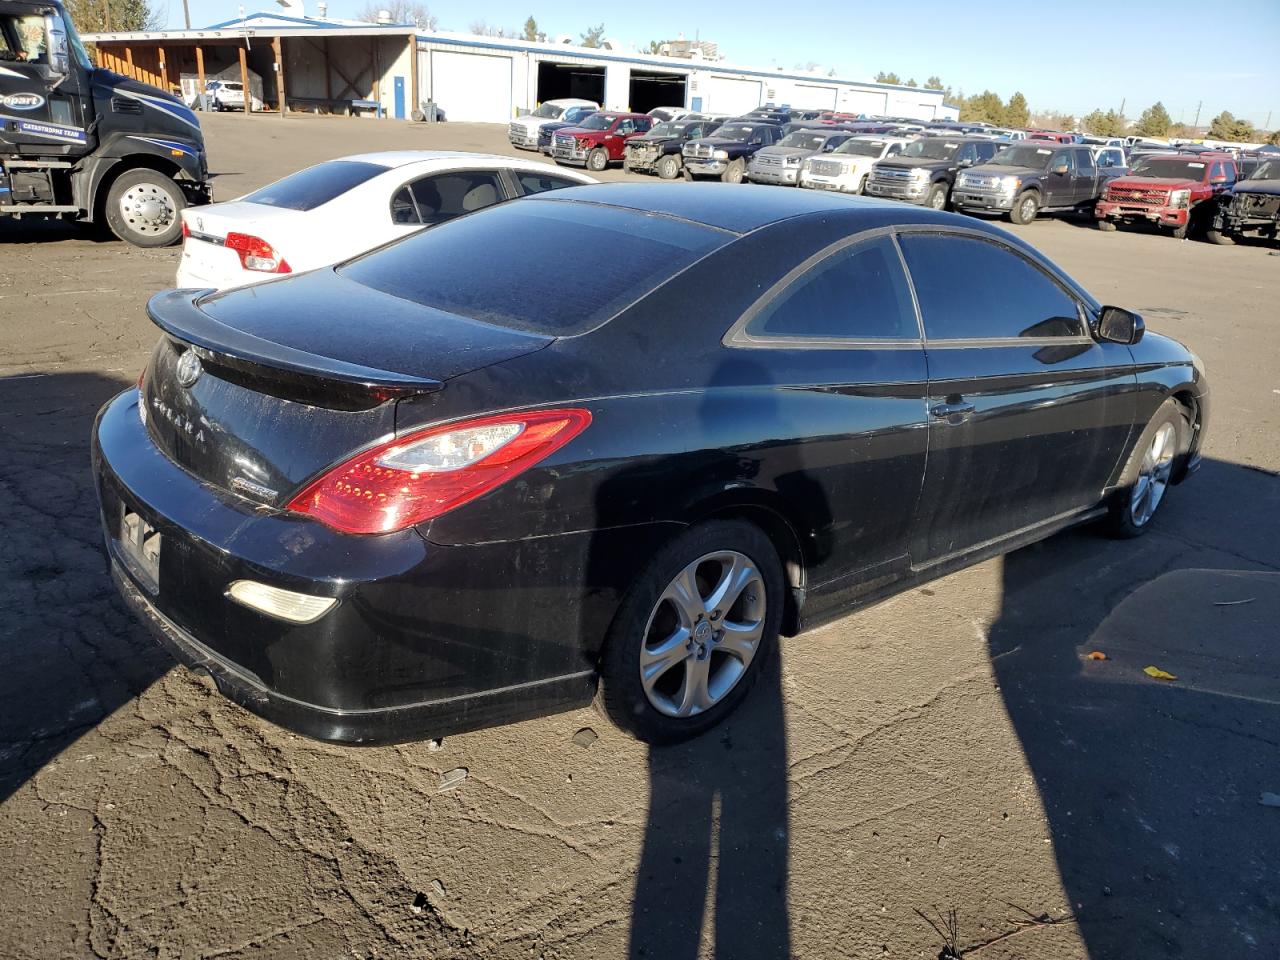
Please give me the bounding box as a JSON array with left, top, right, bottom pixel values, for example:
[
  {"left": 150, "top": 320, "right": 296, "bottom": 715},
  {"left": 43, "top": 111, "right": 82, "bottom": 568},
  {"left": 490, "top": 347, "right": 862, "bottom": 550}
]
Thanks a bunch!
[
  {"left": 355, "top": 0, "right": 437, "bottom": 29},
  {"left": 469, "top": 20, "right": 518, "bottom": 37}
]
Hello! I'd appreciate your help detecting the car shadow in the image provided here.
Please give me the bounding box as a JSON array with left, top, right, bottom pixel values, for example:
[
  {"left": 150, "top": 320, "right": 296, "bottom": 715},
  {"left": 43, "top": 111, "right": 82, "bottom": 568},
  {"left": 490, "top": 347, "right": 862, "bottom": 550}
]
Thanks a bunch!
[
  {"left": 0, "top": 371, "right": 171, "bottom": 803},
  {"left": 985, "top": 457, "right": 1280, "bottom": 957},
  {"left": 0, "top": 218, "right": 113, "bottom": 244}
]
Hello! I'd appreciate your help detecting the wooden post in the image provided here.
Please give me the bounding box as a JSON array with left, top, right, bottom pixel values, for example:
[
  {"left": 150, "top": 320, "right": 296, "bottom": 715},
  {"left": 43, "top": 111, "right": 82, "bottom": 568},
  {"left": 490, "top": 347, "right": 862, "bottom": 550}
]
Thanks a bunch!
[
  {"left": 157, "top": 46, "right": 168, "bottom": 93},
  {"left": 371, "top": 37, "right": 380, "bottom": 116},
  {"left": 238, "top": 45, "right": 250, "bottom": 115},
  {"left": 195, "top": 45, "right": 206, "bottom": 110},
  {"left": 272, "top": 35, "right": 286, "bottom": 116},
  {"left": 322, "top": 37, "right": 333, "bottom": 102},
  {"left": 124, "top": 46, "right": 134, "bottom": 79},
  {"left": 408, "top": 33, "right": 418, "bottom": 119}
]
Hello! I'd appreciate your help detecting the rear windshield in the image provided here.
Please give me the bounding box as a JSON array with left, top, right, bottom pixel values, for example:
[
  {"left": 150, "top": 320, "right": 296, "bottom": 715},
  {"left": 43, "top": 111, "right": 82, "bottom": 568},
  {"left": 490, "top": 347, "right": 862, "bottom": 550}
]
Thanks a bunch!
[
  {"left": 1251, "top": 160, "right": 1280, "bottom": 180},
  {"left": 339, "top": 199, "right": 730, "bottom": 335},
  {"left": 243, "top": 160, "right": 387, "bottom": 211}
]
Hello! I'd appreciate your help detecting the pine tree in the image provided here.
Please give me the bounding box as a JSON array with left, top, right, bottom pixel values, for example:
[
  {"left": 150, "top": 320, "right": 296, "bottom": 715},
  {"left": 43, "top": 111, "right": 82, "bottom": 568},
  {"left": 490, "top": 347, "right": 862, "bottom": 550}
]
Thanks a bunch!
[
  {"left": 1005, "top": 92, "right": 1029, "bottom": 128},
  {"left": 1134, "top": 102, "right": 1172, "bottom": 138}
]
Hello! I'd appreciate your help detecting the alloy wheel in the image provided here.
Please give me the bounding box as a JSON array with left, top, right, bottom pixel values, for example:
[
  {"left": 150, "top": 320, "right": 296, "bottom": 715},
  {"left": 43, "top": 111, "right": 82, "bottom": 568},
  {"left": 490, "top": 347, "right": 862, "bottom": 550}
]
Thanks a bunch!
[
  {"left": 639, "top": 551, "right": 766, "bottom": 718},
  {"left": 1130, "top": 422, "right": 1176, "bottom": 526},
  {"left": 118, "top": 182, "right": 175, "bottom": 236}
]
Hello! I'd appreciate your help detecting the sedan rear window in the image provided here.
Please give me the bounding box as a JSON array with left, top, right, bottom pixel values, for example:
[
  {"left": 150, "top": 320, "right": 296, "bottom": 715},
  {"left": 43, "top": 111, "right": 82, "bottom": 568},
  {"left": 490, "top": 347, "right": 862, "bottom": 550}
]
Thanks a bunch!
[
  {"left": 243, "top": 160, "right": 387, "bottom": 211},
  {"left": 339, "top": 199, "right": 730, "bottom": 335}
]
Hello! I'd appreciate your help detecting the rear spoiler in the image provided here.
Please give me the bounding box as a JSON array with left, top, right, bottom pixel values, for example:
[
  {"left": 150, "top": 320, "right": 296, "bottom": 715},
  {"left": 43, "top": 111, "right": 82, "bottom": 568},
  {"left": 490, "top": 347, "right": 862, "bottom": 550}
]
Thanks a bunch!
[{"left": 147, "top": 289, "right": 444, "bottom": 402}]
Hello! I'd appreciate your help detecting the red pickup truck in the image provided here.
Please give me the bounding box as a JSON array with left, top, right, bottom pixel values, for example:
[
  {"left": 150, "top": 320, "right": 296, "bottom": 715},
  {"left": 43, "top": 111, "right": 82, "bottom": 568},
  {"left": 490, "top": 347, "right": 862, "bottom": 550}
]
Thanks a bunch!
[
  {"left": 1096, "top": 152, "right": 1237, "bottom": 239},
  {"left": 551, "top": 112, "right": 653, "bottom": 171}
]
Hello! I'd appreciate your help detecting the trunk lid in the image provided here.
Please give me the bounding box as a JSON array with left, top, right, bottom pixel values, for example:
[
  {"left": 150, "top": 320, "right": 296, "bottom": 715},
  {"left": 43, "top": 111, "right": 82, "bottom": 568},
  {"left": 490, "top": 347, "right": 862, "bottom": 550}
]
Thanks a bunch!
[
  {"left": 178, "top": 201, "right": 303, "bottom": 289},
  {"left": 141, "top": 269, "right": 552, "bottom": 507}
]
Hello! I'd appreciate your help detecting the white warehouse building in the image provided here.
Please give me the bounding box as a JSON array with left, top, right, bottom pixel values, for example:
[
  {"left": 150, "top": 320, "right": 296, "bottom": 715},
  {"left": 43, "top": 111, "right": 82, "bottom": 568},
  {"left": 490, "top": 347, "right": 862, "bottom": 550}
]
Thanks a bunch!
[{"left": 85, "top": 10, "right": 958, "bottom": 124}]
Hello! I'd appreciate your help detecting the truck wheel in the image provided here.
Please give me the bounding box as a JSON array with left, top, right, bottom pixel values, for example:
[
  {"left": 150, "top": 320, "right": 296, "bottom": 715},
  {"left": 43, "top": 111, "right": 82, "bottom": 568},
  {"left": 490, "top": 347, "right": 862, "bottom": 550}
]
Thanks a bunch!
[
  {"left": 722, "top": 158, "right": 747, "bottom": 184},
  {"left": 857, "top": 174, "right": 869, "bottom": 195},
  {"left": 104, "top": 169, "right": 186, "bottom": 248},
  {"left": 657, "top": 155, "right": 681, "bottom": 180},
  {"left": 925, "top": 183, "right": 948, "bottom": 210},
  {"left": 1205, "top": 228, "right": 1235, "bottom": 246},
  {"left": 1097, "top": 219, "right": 1117, "bottom": 232},
  {"left": 1170, "top": 223, "right": 1189, "bottom": 240},
  {"left": 587, "top": 148, "right": 609, "bottom": 172},
  {"left": 1009, "top": 190, "right": 1040, "bottom": 225}
]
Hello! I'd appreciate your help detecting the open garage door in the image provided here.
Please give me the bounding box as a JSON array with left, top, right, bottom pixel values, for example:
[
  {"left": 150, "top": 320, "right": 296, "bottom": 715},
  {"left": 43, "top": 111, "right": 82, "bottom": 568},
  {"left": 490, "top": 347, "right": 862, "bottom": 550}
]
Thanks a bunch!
[
  {"left": 431, "top": 51, "right": 512, "bottom": 122},
  {"left": 536, "top": 61, "right": 605, "bottom": 106},
  {"left": 794, "top": 83, "right": 838, "bottom": 111},
  {"left": 705, "top": 76, "right": 762, "bottom": 116},
  {"left": 628, "top": 70, "right": 687, "bottom": 114}
]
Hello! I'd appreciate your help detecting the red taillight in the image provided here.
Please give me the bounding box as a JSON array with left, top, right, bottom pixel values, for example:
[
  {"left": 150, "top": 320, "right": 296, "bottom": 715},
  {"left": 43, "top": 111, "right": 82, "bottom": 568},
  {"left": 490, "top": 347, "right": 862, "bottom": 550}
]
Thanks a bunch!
[
  {"left": 225, "top": 231, "right": 291, "bottom": 274},
  {"left": 181, "top": 219, "right": 190, "bottom": 239},
  {"left": 287, "top": 408, "right": 592, "bottom": 535}
]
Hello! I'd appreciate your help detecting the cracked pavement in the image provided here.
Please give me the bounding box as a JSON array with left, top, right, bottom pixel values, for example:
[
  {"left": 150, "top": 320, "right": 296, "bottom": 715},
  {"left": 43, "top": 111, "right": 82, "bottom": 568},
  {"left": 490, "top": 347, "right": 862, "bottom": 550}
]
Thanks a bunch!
[{"left": 1, "top": 115, "right": 1278, "bottom": 959}]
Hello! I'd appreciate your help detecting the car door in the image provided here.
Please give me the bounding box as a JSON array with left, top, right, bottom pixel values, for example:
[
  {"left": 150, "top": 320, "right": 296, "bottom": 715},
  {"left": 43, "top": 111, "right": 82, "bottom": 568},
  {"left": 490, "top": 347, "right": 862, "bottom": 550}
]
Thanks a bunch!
[
  {"left": 1072, "top": 146, "right": 1098, "bottom": 204},
  {"left": 897, "top": 229, "right": 1138, "bottom": 566},
  {"left": 723, "top": 231, "right": 930, "bottom": 600},
  {"left": 1044, "top": 149, "right": 1076, "bottom": 206}
]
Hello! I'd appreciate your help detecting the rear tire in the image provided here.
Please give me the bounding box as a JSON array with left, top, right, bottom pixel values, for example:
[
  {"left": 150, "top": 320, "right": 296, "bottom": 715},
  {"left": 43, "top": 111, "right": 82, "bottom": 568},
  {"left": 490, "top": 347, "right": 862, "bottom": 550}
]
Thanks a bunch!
[
  {"left": 587, "top": 148, "right": 609, "bottom": 173},
  {"left": 1009, "top": 190, "right": 1041, "bottom": 225},
  {"left": 104, "top": 169, "right": 186, "bottom": 248},
  {"left": 596, "top": 520, "right": 784, "bottom": 744},
  {"left": 1105, "top": 399, "right": 1190, "bottom": 539},
  {"left": 657, "top": 155, "right": 681, "bottom": 180}
]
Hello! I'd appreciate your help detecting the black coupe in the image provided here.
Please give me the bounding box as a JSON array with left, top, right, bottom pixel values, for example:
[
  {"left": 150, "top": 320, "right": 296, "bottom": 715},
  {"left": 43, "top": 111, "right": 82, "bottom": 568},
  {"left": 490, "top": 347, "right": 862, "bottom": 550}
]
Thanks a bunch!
[{"left": 94, "top": 184, "right": 1208, "bottom": 744}]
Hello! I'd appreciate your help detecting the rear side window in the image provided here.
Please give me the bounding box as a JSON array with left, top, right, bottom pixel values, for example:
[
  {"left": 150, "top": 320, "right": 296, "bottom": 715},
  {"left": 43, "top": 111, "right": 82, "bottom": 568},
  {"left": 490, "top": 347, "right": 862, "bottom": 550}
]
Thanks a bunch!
[
  {"left": 340, "top": 199, "right": 729, "bottom": 335},
  {"left": 745, "top": 236, "right": 918, "bottom": 341},
  {"left": 515, "top": 171, "right": 582, "bottom": 195},
  {"left": 243, "top": 160, "right": 387, "bottom": 211},
  {"left": 899, "top": 234, "right": 1084, "bottom": 341}
]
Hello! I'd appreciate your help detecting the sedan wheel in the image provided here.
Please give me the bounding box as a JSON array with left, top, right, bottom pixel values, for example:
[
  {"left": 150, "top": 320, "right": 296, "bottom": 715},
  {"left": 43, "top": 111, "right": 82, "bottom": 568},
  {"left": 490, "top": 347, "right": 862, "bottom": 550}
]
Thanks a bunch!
[
  {"left": 597, "top": 520, "right": 783, "bottom": 742},
  {"left": 1107, "top": 400, "right": 1188, "bottom": 538}
]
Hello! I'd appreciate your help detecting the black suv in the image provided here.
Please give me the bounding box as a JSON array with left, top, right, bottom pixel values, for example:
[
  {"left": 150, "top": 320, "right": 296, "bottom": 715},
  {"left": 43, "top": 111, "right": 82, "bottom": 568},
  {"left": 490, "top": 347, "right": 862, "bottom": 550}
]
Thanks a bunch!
[
  {"left": 953, "top": 143, "right": 1121, "bottom": 224},
  {"left": 625, "top": 119, "right": 722, "bottom": 179},
  {"left": 681, "top": 121, "right": 783, "bottom": 183},
  {"left": 865, "top": 136, "right": 1003, "bottom": 209},
  {"left": 1211, "top": 157, "right": 1280, "bottom": 245}
]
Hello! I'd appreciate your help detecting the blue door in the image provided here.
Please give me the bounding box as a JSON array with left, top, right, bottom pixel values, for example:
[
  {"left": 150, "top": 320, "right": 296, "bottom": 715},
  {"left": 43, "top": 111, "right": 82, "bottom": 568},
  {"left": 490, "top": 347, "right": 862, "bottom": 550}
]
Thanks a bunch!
[
  {"left": 691, "top": 96, "right": 703, "bottom": 112},
  {"left": 394, "top": 77, "right": 406, "bottom": 120}
]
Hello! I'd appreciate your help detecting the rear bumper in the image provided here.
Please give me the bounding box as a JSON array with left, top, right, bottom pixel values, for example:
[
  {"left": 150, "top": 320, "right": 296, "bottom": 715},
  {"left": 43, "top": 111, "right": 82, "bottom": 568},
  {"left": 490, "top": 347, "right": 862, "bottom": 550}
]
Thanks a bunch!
[
  {"left": 92, "top": 389, "right": 662, "bottom": 744},
  {"left": 1096, "top": 201, "right": 1188, "bottom": 227}
]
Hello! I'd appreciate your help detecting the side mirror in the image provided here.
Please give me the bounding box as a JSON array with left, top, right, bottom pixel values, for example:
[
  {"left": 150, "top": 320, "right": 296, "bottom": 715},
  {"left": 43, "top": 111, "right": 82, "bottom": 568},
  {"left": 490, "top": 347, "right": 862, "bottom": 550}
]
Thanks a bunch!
[
  {"left": 1097, "top": 305, "right": 1144, "bottom": 345},
  {"left": 44, "top": 13, "right": 69, "bottom": 78},
  {"left": 959, "top": 158, "right": 973, "bottom": 167},
  {"left": 1051, "top": 163, "right": 1069, "bottom": 175},
  {"left": 1210, "top": 174, "right": 1227, "bottom": 184}
]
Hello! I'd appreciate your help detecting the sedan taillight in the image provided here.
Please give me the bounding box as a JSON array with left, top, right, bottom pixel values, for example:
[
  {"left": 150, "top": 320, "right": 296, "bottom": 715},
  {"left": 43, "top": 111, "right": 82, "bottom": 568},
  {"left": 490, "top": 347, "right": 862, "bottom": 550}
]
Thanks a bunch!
[
  {"left": 225, "top": 231, "right": 291, "bottom": 274},
  {"left": 287, "top": 409, "right": 592, "bottom": 534}
]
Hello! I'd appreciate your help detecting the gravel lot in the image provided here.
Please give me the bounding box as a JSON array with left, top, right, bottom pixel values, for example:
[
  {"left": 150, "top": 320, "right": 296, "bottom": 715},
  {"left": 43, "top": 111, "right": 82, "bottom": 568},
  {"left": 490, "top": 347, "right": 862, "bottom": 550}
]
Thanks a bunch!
[{"left": 2, "top": 113, "right": 1277, "bottom": 960}]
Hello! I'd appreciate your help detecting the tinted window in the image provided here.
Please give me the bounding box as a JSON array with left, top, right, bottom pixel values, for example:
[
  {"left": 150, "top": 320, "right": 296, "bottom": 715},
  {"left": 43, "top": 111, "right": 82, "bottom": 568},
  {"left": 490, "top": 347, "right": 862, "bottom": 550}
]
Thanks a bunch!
[
  {"left": 244, "top": 160, "right": 387, "bottom": 211},
  {"left": 899, "top": 234, "right": 1084, "bottom": 341},
  {"left": 389, "top": 171, "right": 505, "bottom": 226},
  {"left": 341, "top": 200, "right": 729, "bottom": 335},
  {"left": 1076, "top": 148, "right": 1094, "bottom": 174},
  {"left": 516, "top": 171, "right": 581, "bottom": 195},
  {"left": 745, "top": 236, "right": 918, "bottom": 341}
]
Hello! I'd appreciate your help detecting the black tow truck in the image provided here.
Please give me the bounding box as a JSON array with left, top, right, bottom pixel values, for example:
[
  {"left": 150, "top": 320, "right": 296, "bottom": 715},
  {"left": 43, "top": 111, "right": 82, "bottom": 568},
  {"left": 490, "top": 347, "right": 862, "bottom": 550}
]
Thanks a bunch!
[{"left": 0, "top": 0, "right": 211, "bottom": 245}]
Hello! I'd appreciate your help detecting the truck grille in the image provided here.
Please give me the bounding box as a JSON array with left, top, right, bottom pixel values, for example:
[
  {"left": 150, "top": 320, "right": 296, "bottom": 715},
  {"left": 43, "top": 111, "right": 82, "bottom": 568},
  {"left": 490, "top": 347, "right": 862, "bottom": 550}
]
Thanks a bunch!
[
  {"left": 754, "top": 154, "right": 782, "bottom": 167},
  {"left": 808, "top": 160, "right": 845, "bottom": 177},
  {"left": 1107, "top": 186, "right": 1169, "bottom": 205},
  {"left": 960, "top": 174, "right": 1000, "bottom": 190},
  {"left": 685, "top": 144, "right": 714, "bottom": 159},
  {"left": 1236, "top": 193, "right": 1280, "bottom": 216},
  {"left": 508, "top": 122, "right": 521, "bottom": 137},
  {"left": 873, "top": 167, "right": 915, "bottom": 182}
]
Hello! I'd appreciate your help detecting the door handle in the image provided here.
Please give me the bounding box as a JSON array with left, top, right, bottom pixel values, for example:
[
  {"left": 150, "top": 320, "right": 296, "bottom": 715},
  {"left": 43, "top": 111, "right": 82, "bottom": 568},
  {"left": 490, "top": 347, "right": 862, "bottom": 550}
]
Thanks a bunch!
[{"left": 930, "top": 400, "right": 976, "bottom": 423}]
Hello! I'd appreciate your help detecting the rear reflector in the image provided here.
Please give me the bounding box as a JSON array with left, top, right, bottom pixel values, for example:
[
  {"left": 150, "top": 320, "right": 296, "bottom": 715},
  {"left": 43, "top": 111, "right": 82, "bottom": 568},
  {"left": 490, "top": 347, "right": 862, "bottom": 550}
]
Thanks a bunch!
[
  {"left": 226, "top": 580, "right": 337, "bottom": 623},
  {"left": 287, "top": 408, "right": 592, "bottom": 534},
  {"left": 225, "top": 231, "right": 292, "bottom": 274}
]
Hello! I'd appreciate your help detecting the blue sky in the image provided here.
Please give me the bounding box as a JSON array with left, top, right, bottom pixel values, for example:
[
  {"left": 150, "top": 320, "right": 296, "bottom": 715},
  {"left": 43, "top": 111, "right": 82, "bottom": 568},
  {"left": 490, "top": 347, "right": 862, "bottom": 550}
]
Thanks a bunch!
[{"left": 166, "top": 0, "right": 1280, "bottom": 127}]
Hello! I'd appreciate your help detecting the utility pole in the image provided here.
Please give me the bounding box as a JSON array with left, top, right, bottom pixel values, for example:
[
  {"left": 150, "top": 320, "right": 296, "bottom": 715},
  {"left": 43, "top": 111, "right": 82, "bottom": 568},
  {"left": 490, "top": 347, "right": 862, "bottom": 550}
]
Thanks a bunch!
[
  {"left": 182, "top": 0, "right": 191, "bottom": 29},
  {"left": 1193, "top": 100, "right": 1202, "bottom": 132}
]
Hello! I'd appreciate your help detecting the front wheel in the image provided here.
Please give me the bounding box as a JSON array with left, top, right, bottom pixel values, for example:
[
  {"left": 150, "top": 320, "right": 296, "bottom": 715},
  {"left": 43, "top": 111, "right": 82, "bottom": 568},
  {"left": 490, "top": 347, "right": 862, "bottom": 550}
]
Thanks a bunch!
[
  {"left": 925, "top": 183, "right": 948, "bottom": 210},
  {"left": 657, "top": 155, "right": 681, "bottom": 180},
  {"left": 596, "top": 520, "right": 784, "bottom": 743},
  {"left": 1170, "top": 223, "right": 1189, "bottom": 240},
  {"left": 586, "top": 148, "right": 609, "bottom": 173},
  {"left": 721, "top": 158, "right": 747, "bottom": 184},
  {"left": 1009, "top": 190, "right": 1040, "bottom": 225},
  {"left": 1106, "top": 400, "right": 1190, "bottom": 539},
  {"left": 857, "top": 174, "right": 869, "bottom": 195},
  {"left": 1097, "top": 219, "right": 1118, "bottom": 232},
  {"left": 104, "top": 169, "right": 186, "bottom": 247}
]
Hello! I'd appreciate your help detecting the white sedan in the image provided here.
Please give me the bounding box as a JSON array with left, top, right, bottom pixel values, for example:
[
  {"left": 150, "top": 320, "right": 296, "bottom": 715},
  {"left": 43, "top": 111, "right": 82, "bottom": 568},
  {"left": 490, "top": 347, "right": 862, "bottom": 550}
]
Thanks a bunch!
[{"left": 176, "top": 152, "right": 596, "bottom": 291}]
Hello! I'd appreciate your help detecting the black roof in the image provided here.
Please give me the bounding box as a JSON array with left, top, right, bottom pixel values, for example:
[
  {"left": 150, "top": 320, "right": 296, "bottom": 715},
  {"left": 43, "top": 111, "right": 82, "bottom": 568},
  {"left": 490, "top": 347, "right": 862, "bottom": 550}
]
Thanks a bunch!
[{"left": 529, "top": 182, "right": 962, "bottom": 235}]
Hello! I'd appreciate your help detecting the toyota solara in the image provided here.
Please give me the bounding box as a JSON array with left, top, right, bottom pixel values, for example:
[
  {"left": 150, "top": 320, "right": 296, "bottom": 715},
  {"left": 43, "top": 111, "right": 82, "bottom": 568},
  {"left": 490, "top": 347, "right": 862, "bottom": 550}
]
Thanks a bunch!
[{"left": 94, "top": 184, "right": 1208, "bottom": 745}]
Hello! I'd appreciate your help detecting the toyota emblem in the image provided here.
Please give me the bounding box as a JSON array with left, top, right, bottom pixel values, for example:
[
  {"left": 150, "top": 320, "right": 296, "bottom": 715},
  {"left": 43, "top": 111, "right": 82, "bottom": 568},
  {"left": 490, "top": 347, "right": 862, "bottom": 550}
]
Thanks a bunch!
[{"left": 175, "top": 349, "right": 202, "bottom": 388}]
